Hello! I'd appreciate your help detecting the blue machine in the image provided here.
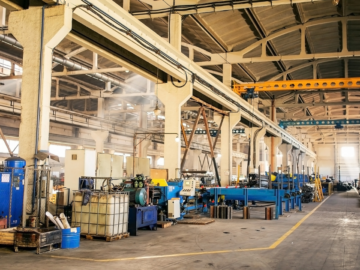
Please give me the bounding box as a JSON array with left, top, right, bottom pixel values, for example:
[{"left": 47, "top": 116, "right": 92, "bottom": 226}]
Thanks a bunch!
[
  {"left": 0, "top": 157, "right": 26, "bottom": 227},
  {"left": 152, "top": 180, "right": 204, "bottom": 219},
  {"left": 128, "top": 205, "right": 157, "bottom": 236},
  {"left": 272, "top": 174, "right": 309, "bottom": 191}
]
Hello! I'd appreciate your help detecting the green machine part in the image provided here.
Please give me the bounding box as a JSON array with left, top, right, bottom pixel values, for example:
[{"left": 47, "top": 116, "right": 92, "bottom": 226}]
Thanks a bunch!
[{"left": 123, "top": 188, "right": 147, "bottom": 206}]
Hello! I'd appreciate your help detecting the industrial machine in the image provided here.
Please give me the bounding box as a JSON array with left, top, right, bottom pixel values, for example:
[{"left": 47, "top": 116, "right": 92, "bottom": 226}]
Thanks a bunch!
[
  {"left": 151, "top": 178, "right": 203, "bottom": 220},
  {"left": 180, "top": 179, "right": 197, "bottom": 196},
  {"left": 124, "top": 175, "right": 157, "bottom": 236},
  {"left": 0, "top": 157, "right": 26, "bottom": 228}
]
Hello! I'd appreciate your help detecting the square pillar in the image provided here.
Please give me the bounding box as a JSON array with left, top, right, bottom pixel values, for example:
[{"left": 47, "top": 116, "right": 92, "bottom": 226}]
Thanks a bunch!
[
  {"left": 91, "top": 130, "right": 109, "bottom": 153},
  {"left": 264, "top": 136, "right": 282, "bottom": 172},
  {"left": 245, "top": 127, "right": 265, "bottom": 173},
  {"left": 9, "top": 5, "right": 72, "bottom": 165},
  {"left": 222, "top": 64, "right": 232, "bottom": 89},
  {"left": 279, "top": 143, "right": 292, "bottom": 171},
  {"left": 158, "top": 82, "right": 192, "bottom": 179},
  {"left": 97, "top": 97, "right": 105, "bottom": 118},
  {"left": 169, "top": 13, "right": 182, "bottom": 51},
  {"left": 216, "top": 112, "right": 241, "bottom": 186}
]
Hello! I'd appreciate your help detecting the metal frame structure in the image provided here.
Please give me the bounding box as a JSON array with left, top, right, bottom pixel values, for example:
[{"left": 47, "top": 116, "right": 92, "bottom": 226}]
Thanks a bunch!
[
  {"left": 195, "top": 16, "right": 360, "bottom": 66},
  {"left": 130, "top": 0, "right": 323, "bottom": 20}
]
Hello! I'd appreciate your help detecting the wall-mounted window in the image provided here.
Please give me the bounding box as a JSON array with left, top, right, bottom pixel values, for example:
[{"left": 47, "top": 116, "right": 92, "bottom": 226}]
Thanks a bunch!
[
  {"left": 49, "top": 144, "right": 71, "bottom": 158},
  {"left": 341, "top": 146, "right": 354, "bottom": 158},
  {"left": 0, "top": 139, "right": 19, "bottom": 154},
  {"left": 157, "top": 157, "right": 164, "bottom": 166}
]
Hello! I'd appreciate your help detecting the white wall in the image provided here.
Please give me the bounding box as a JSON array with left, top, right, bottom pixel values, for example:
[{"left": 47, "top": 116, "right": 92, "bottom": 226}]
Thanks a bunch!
[{"left": 315, "top": 145, "right": 335, "bottom": 177}]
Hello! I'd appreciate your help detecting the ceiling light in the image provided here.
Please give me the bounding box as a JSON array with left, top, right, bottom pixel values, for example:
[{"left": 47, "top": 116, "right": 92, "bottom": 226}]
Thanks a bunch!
[
  {"left": 154, "top": 103, "right": 161, "bottom": 116},
  {"left": 125, "top": 70, "right": 129, "bottom": 73}
]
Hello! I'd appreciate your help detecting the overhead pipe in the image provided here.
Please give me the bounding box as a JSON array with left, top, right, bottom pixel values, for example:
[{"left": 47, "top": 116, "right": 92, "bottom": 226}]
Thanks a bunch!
[{"left": 0, "top": 34, "right": 123, "bottom": 87}]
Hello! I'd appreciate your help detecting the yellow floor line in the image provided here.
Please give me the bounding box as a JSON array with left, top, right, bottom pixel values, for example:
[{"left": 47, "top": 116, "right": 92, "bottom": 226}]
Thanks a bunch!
[
  {"left": 49, "top": 195, "right": 330, "bottom": 262},
  {"left": 269, "top": 194, "right": 331, "bottom": 249}
]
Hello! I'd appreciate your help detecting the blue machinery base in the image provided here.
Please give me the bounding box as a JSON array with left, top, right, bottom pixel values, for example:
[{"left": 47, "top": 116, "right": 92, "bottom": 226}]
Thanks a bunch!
[
  {"left": 128, "top": 205, "right": 158, "bottom": 236},
  {"left": 207, "top": 187, "right": 302, "bottom": 219},
  {"left": 153, "top": 180, "right": 303, "bottom": 220}
]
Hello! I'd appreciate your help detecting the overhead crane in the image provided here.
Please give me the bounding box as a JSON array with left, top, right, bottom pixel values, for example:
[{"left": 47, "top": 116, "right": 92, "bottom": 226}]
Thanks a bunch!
[
  {"left": 232, "top": 78, "right": 360, "bottom": 129},
  {"left": 279, "top": 119, "right": 360, "bottom": 129},
  {"left": 233, "top": 77, "right": 360, "bottom": 94}
]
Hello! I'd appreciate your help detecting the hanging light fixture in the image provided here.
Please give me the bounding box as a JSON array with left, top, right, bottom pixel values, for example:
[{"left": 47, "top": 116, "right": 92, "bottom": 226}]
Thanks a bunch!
[
  {"left": 154, "top": 102, "right": 161, "bottom": 116},
  {"left": 153, "top": 57, "right": 161, "bottom": 116}
]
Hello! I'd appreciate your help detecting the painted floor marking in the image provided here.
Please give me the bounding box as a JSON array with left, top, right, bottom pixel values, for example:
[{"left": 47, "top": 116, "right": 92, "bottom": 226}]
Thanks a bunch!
[{"left": 46, "top": 195, "right": 330, "bottom": 262}]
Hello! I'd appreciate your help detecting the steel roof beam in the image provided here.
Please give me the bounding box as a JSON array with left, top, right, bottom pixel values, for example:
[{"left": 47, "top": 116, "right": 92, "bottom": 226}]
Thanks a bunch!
[
  {"left": 196, "top": 16, "right": 360, "bottom": 66},
  {"left": 131, "top": 0, "right": 326, "bottom": 20}
]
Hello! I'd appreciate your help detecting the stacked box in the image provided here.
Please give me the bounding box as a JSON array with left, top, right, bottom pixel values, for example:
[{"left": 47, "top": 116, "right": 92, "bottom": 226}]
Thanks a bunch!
[{"left": 71, "top": 191, "right": 129, "bottom": 237}]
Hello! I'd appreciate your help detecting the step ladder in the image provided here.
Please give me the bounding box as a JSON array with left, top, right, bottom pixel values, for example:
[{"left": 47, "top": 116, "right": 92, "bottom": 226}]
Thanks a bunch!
[{"left": 313, "top": 168, "right": 324, "bottom": 202}]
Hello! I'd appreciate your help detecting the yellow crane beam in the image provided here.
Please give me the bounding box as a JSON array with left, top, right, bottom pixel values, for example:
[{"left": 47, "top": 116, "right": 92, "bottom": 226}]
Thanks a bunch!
[{"left": 233, "top": 77, "right": 360, "bottom": 94}]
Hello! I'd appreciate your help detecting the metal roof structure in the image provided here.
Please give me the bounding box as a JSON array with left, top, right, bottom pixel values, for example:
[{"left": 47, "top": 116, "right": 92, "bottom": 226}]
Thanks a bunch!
[{"left": 0, "top": 0, "right": 359, "bottom": 147}]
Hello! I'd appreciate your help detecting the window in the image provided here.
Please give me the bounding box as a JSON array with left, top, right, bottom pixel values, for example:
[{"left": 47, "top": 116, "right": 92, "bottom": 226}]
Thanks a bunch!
[
  {"left": 49, "top": 144, "right": 71, "bottom": 158},
  {"left": 341, "top": 146, "right": 354, "bottom": 158},
  {"left": 157, "top": 157, "right": 164, "bottom": 166},
  {"left": 0, "top": 139, "right": 19, "bottom": 154},
  {"left": 123, "top": 154, "right": 130, "bottom": 165}
]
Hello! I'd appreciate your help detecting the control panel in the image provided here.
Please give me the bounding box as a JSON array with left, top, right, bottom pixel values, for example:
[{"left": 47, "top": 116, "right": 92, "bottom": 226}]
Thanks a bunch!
[{"left": 180, "top": 179, "right": 196, "bottom": 196}]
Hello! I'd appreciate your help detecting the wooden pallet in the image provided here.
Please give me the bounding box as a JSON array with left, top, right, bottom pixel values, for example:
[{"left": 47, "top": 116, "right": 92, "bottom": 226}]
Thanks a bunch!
[
  {"left": 157, "top": 221, "right": 172, "bottom": 228},
  {"left": 82, "top": 232, "right": 130, "bottom": 242},
  {"left": 183, "top": 214, "right": 204, "bottom": 219},
  {"left": 0, "top": 228, "right": 16, "bottom": 245},
  {"left": 177, "top": 218, "right": 215, "bottom": 225}
]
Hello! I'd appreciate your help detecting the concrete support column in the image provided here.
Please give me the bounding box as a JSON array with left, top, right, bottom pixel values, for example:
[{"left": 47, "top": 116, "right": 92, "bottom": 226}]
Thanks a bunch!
[
  {"left": 158, "top": 83, "right": 192, "bottom": 179},
  {"left": 292, "top": 149, "right": 301, "bottom": 174},
  {"left": 279, "top": 144, "right": 292, "bottom": 172},
  {"left": 97, "top": 98, "right": 105, "bottom": 118},
  {"left": 0, "top": 7, "right": 6, "bottom": 26},
  {"left": 15, "top": 80, "right": 21, "bottom": 98},
  {"left": 139, "top": 139, "right": 151, "bottom": 158},
  {"left": 158, "top": 12, "right": 191, "bottom": 179},
  {"left": 168, "top": 13, "right": 182, "bottom": 51},
  {"left": 138, "top": 106, "right": 149, "bottom": 158},
  {"left": 222, "top": 64, "right": 232, "bottom": 89},
  {"left": 300, "top": 152, "right": 306, "bottom": 174},
  {"left": 9, "top": 5, "right": 72, "bottom": 165},
  {"left": 217, "top": 112, "right": 241, "bottom": 186},
  {"left": 245, "top": 127, "right": 265, "bottom": 173},
  {"left": 264, "top": 136, "right": 282, "bottom": 172},
  {"left": 123, "top": 0, "right": 130, "bottom": 12},
  {"left": 91, "top": 130, "right": 109, "bottom": 153}
]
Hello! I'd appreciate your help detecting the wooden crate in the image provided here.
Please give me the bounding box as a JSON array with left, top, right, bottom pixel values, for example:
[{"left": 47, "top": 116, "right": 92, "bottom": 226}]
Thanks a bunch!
[{"left": 0, "top": 228, "right": 16, "bottom": 245}]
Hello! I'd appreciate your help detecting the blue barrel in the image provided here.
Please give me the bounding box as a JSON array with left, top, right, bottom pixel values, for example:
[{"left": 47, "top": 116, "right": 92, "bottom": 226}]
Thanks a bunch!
[
  {"left": 61, "top": 227, "right": 80, "bottom": 249},
  {"left": 4, "top": 156, "right": 26, "bottom": 174}
]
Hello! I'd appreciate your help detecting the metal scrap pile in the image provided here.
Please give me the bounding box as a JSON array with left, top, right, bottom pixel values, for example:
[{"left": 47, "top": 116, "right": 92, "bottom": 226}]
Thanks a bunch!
[{"left": 301, "top": 185, "right": 315, "bottom": 203}]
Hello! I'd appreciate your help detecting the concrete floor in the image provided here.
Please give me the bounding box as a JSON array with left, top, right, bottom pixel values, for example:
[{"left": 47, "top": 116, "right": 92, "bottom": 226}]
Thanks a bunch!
[{"left": 1, "top": 190, "right": 360, "bottom": 270}]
